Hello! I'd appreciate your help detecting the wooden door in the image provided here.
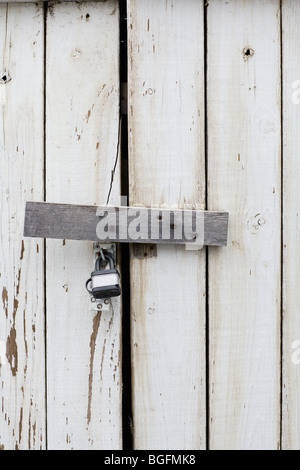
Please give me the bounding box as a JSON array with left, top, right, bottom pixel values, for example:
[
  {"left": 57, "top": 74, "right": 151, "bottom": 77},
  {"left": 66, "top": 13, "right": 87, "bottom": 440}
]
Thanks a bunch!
[{"left": 1, "top": 0, "right": 300, "bottom": 451}]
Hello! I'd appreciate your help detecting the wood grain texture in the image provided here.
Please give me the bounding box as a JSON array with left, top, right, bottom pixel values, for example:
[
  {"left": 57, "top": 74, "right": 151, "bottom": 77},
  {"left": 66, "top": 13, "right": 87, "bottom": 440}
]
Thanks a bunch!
[
  {"left": 46, "top": 1, "right": 122, "bottom": 450},
  {"left": 282, "top": 0, "right": 300, "bottom": 450},
  {"left": 207, "top": 0, "right": 281, "bottom": 450},
  {"left": 0, "top": 3, "right": 45, "bottom": 450},
  {"left": 24, "top": 201, "right": 229, "bottom": 246},
  {"left": 128, "top": 0, "right": 206, "bottom": 450}
]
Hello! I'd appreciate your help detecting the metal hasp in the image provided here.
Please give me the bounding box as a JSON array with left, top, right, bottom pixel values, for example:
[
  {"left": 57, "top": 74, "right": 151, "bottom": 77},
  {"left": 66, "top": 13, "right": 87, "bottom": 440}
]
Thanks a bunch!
[{"left": 86, "top": 243, "right": 121, "bottom": 312}]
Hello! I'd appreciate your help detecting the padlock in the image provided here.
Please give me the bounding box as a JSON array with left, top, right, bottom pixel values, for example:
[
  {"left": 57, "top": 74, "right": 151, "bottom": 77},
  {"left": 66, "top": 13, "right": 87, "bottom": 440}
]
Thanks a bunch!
[{"left": 86, "top": 251, "right": 121, "bottom": 300}]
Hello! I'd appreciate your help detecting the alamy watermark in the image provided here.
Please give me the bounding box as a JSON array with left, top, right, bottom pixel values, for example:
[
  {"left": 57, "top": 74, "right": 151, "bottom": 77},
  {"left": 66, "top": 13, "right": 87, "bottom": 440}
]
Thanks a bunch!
[{"left": 95, "top": 199, "right": 204, "bottom": 250}]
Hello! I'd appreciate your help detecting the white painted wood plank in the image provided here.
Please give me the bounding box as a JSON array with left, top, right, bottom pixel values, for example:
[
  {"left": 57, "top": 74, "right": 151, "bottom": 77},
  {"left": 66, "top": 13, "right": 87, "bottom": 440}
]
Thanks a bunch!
[
  {"left": 282, "top": 0, "right": 300, "bottom": 451},
  {"left": 128, "top": 0, "right": 206, "bottom": 450},
  {"left": 207, "top": 0, "right": 281, "bottom": 450},
  {"left": 0, "top": 3, "right": 45, "bottom": 450},
  {"left": 46, "top": 1, "right": 122, "bottom": 450}
]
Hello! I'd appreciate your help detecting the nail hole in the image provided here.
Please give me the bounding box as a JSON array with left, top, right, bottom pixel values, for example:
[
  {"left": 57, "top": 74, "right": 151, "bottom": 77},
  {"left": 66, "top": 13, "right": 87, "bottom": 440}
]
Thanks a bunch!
[
  {"left": 243, "top": 47, "right": 254, "bottom": 60},
  {"left": 1, "top": 72, "right": 11, "bottom": 83}
]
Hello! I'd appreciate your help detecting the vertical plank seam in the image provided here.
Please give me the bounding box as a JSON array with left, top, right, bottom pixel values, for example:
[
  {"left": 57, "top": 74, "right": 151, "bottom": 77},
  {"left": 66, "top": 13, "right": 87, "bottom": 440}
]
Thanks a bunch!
[
  {"left": 106, "top": 0, "right": 122, "bottom": 206},
  {"left": 279, "top": 0, "right": 283, "bottom": 451},
  {"left": 43, "top": 0, "right": 48, "bottom": 450},
  {"left": 120, "top": 0, "right": 133, "bottom": 450},
  {"left": 203, "top": 0, "right": 209, "bottom": 451}
]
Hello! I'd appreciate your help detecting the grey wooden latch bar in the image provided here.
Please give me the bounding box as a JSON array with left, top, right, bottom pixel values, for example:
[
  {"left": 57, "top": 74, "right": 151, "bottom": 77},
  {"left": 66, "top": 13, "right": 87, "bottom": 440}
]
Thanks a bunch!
[{"left": 24, "top": 201, "right": 229, "bottom": 247}]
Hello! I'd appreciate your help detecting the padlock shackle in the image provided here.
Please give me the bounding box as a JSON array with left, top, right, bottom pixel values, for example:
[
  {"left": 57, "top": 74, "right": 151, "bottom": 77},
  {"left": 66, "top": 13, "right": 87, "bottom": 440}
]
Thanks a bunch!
[{"left": 95, "top": 252, "right": 115, "bottom": 272}]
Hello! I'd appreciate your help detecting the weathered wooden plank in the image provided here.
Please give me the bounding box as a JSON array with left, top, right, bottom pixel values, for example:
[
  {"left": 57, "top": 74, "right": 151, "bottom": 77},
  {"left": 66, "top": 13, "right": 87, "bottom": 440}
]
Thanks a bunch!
[
  {"left": 0, "top": 3, "right": 45, "bottom": 450},
  {"left": 24, "top": 201, "right": 229, "bottom": 247},
  {"left": 282, "top": 0, "right": 300, "bottom": 451},
  {"left": 46, "top": 1, "right": 122, "bottom": 450},
  {"left": 207, "top": 0, "right": 281, "bottom": 450},
  {"left": 128, "top": 0, "right": 206, "bottom": 450}
]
